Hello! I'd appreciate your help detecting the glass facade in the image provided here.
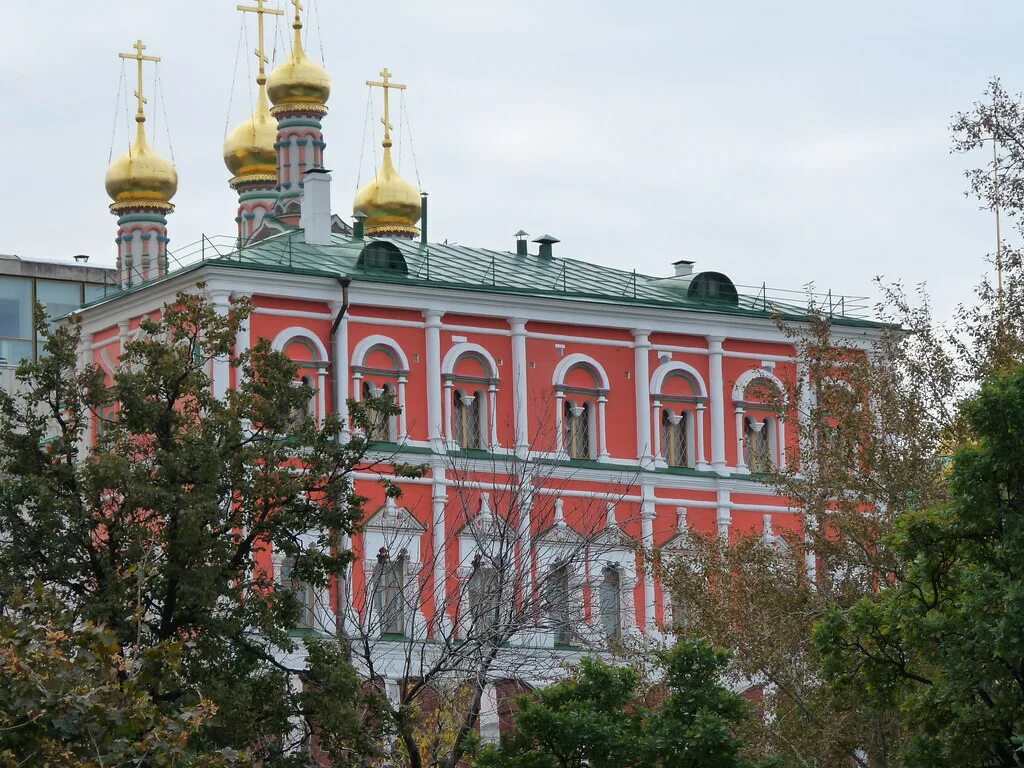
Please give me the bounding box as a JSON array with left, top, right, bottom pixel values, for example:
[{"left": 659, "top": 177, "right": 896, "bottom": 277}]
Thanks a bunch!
[{"left": 0, "top": 275, "right": 107, "bottom": 364}]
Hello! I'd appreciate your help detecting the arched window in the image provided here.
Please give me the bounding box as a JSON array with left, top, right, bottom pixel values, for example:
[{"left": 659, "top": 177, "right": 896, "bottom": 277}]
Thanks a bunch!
[
  {"left": 599, "top": 566, "right": 622, "bottom": 642},
  {"left": 553, "top": 355, "right": 611, "bottom": 462},
  {"left": 733, "top": 368, "right": 788, "bottom": 473},
  {"left": 280, "top": 556, "right": 315, "bottom": 630},
  {"left": 650, "top": 362, "right": 708, "bottom": 471},
  {"left": 467, "top": 558, "right": 501, "bottom": 638},
  {"left": 661, "top": 408, "right": 690, "bottom": 468},
  {"left": 273, "top": 329, "right": 329, "bottom": 427},
  {"left": 374, "top": 551, "right": 406, "bottom": 637},
  {"left": 544, "top": 563, "right": 572, "bottom": 646},
  {"left": 454, "top": 389, "right": 485, "bottom": 450},
  {"left": 744, "top": 416, "right": 776, "bottom": 473},
  {"left": 564, "top": 399, "right": 593, "bottom": 460},
  {"left": 351, "top": 336, "right": 409, "bottom": 442},
  {"left": 362, "top": 381, "right": 397, "bottom": 443},
  {"left": 442, "top": 345, "right": 500, "bottom": 451}
]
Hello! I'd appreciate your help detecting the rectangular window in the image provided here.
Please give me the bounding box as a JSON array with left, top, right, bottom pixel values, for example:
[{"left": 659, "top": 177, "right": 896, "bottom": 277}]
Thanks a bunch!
[
  {"left": 281, "top": 557, "right": 316, "bottom": 630},
  {"left": 36, "top": 280, "right": 84, "bottom": 358},
  {"left": 0, "top": 277, "right": 33, "bottom": 364},
  {"left": 85, "top": 283, "right": 110, "bottom": 304},
  {"left": 375, "top": 555, "right": 406, "bottom": 636}
]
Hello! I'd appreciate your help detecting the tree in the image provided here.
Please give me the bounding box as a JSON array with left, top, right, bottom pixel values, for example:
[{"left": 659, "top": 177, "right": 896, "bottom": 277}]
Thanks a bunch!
[
  {"left": 339, "top": 399, "right": 644, "bottom": 768},
  {"left": 661, "top": 76, "right": 1024, "bottom": 767},
  {"left": 478, "top": 639, "right": 769, "bottom": 768},
  {"left": 815, "top": 369, "right": 1024, "bottom": 768},
  {"left": 0, "top": 288, "right": 395, "bottom": 766},
  {"left": 0, "top": 588, "right": 233, "bottom": 768}
]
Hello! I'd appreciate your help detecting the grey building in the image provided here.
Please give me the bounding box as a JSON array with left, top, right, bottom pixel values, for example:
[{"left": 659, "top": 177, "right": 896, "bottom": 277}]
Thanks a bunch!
[{"left": 0, "top": 253, "right": 116, "bottom": 366}]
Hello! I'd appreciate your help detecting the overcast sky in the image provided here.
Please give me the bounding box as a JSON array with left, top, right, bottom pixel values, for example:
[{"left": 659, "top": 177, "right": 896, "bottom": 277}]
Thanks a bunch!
[{"left": 2, "top": 1, "right": 1021, "bottom": 318}]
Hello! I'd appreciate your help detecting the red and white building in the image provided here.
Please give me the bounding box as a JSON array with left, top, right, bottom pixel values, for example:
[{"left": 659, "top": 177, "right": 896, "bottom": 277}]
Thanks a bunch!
[{"left": 80, "top": 4, "right": 883, "bottom": 729}]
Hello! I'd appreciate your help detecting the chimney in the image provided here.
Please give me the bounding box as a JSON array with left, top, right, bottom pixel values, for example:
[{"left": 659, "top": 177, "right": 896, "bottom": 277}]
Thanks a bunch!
[
  {"left": 352, "top": 211, "right": 367, "bottom": 240},
  {"left": 300, "top": 168, "right": 333, "bottom": 246},
  {"left": 533, "top": 234, "right": 560, "bottom": 259},
  {"left": 514, "top": 230, "right": 529, "bottom": 256},
  {"left": 672, "top": 259, "right": 695, "bottom": 277}
]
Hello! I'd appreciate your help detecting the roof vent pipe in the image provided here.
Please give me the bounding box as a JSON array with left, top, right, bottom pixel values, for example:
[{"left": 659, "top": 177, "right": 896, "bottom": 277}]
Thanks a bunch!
[
  {"left": 73, "top": 254, "right": 90, "bottom": 263},
  {"left": 420, "top": 192, "right": 429, "bottom": 246},
  {"left": 515, "top": 230, "right": 529, "bottom": 256},
  {"left": 352, "top": 211, "right": 367, "bottom": 240},
  {"left": 533, "top": 234, "right": 560, "bottom": 259},
  {"left": 300, "top": 168, "right": 333, "bottom": 246},
  {"left": 673, "top": 259, "right": 695, "bottom": 277}
]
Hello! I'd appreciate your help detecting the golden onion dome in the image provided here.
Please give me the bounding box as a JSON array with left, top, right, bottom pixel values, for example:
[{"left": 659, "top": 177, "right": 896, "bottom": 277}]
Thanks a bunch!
[
  {"left": 267, "top": 18, "right": 330, "bottom": 112},
  {"left": 353, "top": 142, "right": 422, "bottom": 237},
  {"left": 224, "top": 82, "right": 277, "bottom": 184},
  {"left": 105, "top": 118, "right": 178, "bottom": 211}
]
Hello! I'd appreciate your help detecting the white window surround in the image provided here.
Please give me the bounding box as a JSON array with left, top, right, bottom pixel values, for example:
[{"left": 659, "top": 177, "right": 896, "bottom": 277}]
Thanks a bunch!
[
  {"left": 588, "top": 503, "right": 638, "bottom": 643},
  {"left": 272, "top": 327, "right": 330, "bottom": 427},
  {"left": 534, "top": 499, "right": 587, "bottom": 648},
  {"left": 455, "top": 493, "right": 514, "bottom": 638},
  {"left": 660, "top": 507, "right": 694, "bottom": 630},
  {"left": 732, "top": 367, "right": 788, "bottom": 474},
  {"left": 351, "top": 335, "right": 411, "bottom": 442},
  {"left": 271, "top": 530, "right": 334, "bottom": 635},
  {"left": 551, "top": 353, "right": 611, "bottom": 461},
  {"left": 361, "top": 498, "right": 427, "bottom": 639},
  {"left": 442, "top": 343, "right": 500, "bottom": 450},
  {"left": 650, "top": 361, "right": 709, "bottom": 471}
]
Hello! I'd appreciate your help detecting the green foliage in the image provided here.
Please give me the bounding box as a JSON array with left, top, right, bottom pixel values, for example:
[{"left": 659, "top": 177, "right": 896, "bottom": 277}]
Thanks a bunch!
[
  {"left": 0, "top": 289, "right": 405, "bottom": 765},
  {"left": 479, "top": 640, "right": 770, "bottom": 768},
  {"left": 815, "top": 369, "right": 1024, "bottom": 767},
  {"left": 0, "top": 588, "right": 234, "bottom": 768}
]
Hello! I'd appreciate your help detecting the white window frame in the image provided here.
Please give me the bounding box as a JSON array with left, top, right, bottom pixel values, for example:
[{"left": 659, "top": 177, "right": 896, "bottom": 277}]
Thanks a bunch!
[{"left": 361, "top": 498, "right": 427, "bottom": 639}]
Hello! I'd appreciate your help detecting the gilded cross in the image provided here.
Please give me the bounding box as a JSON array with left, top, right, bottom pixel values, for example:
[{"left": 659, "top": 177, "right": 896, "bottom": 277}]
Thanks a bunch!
[
  {"left": 119, "top": 39, "right": 161, "bottom": 119},
  {"left": 237, "top": 0, "right": 285, "bottom": 77},
  {"left": 290, "top": 0, "right": 303, "bottom": 20},
  {"left": 366, "top": 68, "right": 406, "bottom": 142}
]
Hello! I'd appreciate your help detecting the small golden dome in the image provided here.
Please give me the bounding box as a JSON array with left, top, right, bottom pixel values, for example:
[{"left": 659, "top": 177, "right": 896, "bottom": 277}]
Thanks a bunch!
[
  {"left": 105, "top": 118, "right": 178, "bottom": 211},
  {"left": 353, "top": 143, "right": 421, "bottom": 237},
  {"left": 224, "top": 82, "right": 277, "bottom": 184},
  {"left": 267, "top": 19, "right": 330, "bottom": 113}
]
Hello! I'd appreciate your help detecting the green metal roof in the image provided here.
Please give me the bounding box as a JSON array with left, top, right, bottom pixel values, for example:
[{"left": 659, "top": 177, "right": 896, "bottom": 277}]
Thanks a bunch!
[{"left": 84, "top": 229, "right": 884, "bottom": 328}]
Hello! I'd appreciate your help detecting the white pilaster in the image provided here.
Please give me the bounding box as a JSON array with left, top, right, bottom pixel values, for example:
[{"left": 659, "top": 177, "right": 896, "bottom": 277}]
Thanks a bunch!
[
  {"left": 330, "top": 306, "right": 349, "bottom": 438},
  {"left": 424, "top": 310, "right": 444, "bottom": 452},
  {"left": 234, "top": 292, "right": 252, "bottom": 387},
  {"left": 509, "top": 318, "right": 530, "bottom": 458},
  {"left": 597, "top": 395, "right": 609, "bottom": 461},
  {"left": 708, "top": 336, "right": 727, "bottom": 474},
  {"left": 735, "top": 408, "right": 747, "bottom": 472},
  {"left": 554, "top": 391, "right": 565, "bottom": 453},
  {"left": 397, "top": 375, "right": 408, "bottom": 440},
  {"left": 652, "top": 400, "right": 664, "bottom": 465},
  {"left": 431, "top": 464, "right": 452, "bottom": 635},
  {"left": 209, "top": 290, "right": 233, "bottom": 400},
  {"left": 641, "top": 481, "right": 656, "bottom": 631},
  {"left": 716, "top": 489, "right": 731, "bottom": 540},
  {"left": 633, "top": 330, "right": 653, "bottom": 468},
  {"left": 488, "top": 383, "right": 498, "bottom": 448},
  {"left": 696, "top": 403, "right": 708, "bottom": 470}
]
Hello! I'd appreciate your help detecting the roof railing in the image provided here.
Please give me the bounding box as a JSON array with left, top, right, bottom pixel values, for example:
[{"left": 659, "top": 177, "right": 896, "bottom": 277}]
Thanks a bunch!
[{"left": 90, "top": 232, "right": 873, "bottom": 320}]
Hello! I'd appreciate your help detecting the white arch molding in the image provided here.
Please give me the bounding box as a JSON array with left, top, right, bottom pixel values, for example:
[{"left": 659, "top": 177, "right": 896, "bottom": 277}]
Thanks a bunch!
[
  {"left": 732, "top": 366, "right": 788, "bottom": 404},
  {"left": 441, "top": 342, "right": 500, "bottom": 379},
  {"left": 551, "top": 352, "right": 611, "bottom": 390},
  {"left": 650, "top": 360, "right": 708, "bottom": 398},
  {"left": 351, "top": 334, "right": 411, "bottom": 371},
  {"left": 271, "top": 325, "right": 330, "bottom": 362}
]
